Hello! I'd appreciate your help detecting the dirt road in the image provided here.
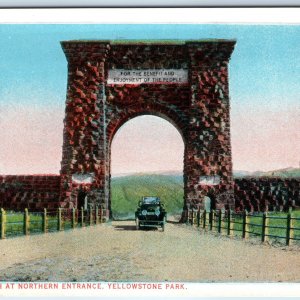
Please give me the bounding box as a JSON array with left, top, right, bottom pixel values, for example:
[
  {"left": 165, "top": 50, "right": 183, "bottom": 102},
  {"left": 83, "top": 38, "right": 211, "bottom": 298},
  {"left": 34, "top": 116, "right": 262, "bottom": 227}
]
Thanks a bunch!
[{"left": 0, "top": 221, "right": 300, "bottom": 282}]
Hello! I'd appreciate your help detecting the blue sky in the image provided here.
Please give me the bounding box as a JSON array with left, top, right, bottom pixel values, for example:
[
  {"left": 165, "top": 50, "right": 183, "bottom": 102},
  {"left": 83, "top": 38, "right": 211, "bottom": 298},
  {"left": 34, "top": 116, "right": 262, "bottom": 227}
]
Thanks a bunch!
[
  {"left": 0, "top": 24, "right": 299, "bottom": 107},
  {"left": 0, "top": 24, "right": 299, "bottom": 174}
]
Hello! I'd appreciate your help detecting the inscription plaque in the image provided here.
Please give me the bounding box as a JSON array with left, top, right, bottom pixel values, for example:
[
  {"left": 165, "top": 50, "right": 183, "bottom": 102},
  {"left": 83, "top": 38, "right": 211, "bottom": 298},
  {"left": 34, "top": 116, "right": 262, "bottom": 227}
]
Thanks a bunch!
[
  {"left": 72, "top": 173, "right": 95, "bottom": 184},
  {"left": 107, "top": 69, "right": 188, "bottom": 85},
  {"left": 199, "top": 176, "right": 221, "bottom": 186}
]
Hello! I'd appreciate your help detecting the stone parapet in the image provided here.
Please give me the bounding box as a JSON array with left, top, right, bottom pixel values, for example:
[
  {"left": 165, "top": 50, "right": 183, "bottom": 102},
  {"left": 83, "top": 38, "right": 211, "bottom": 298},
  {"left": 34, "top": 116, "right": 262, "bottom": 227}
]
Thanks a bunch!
[{"left": 0, "top": 175, "right": 61, "bottom": 210}]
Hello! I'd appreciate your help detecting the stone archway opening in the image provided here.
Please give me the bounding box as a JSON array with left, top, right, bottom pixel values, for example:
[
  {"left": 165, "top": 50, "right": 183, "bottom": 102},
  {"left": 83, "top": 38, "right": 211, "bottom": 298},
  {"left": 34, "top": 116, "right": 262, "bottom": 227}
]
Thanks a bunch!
[{"left": 110, "top": 115, "right": 185, "bottom": 220}]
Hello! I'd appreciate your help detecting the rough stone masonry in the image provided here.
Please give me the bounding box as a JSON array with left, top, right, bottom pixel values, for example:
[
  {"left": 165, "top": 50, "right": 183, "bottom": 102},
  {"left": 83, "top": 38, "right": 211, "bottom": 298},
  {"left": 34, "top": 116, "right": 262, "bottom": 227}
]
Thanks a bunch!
[{"left": 59, "top": 40, "right": 236, "bottom": 221}]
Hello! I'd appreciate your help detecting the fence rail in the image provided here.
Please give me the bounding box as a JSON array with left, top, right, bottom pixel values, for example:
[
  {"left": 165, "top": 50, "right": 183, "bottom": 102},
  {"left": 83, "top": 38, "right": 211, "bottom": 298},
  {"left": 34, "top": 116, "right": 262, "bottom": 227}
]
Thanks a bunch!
[
  {"left": 188, "top": 208, "right": 300, "bottom": 246},
  {"left": 0, "top": 207, "right": 102, "bottom": 239}
]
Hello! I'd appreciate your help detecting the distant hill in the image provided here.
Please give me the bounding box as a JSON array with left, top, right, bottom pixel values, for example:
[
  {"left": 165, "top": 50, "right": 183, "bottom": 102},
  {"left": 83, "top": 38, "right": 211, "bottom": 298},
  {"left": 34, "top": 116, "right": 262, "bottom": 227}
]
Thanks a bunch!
[
  {"left": 111, "top": 174, "right": 184, "bottom": 219},
  {"left": 260, "top": 167, "right": 300, "bottom": 178},
  {"left": 233, "top": 167, "right": 300, "bottom": 179},
  {"left": 233, "top": 170, "right": 264, "bottom": 178}
]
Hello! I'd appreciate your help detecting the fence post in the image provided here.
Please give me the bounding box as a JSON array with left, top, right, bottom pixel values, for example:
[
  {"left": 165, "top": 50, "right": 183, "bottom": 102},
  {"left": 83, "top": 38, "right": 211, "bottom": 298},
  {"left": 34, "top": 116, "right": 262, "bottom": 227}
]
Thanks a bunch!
[
  {"left": 89, "top": 207, "right": 93, "bottom": 226},
  {"left": 96, "top": 207, "right": 99, "bottom": 225},
  {"left": 81, "top": 207, "right": 84, "bottom": 227},
  {"left": 58, "top": 208, "right": 62, "bottom": 231},
  {"left": 261, "top": 212, "right": 268, "bottom": 243},
  {"left": 231, "top": 211, "right": 235, "bottom": 235},
  {"left": 290, "top": 212, "right": 294, "bottom": 245},
  {"left": 0, "top": 208, "right": 6, "bottom": 239},
  {"left": 203, "top": 210, "right": 206, "bottom": 230},
  {"left": 242, "top": 210, "right": 248, "bottom": 239},
  {"left": 265, "top": 212, "right": 269, "bottom": 242},
  {"left": 286, "top": 212, "right": 292, "bottom": 246},
  {"left": 218, "top": 210, "right": 222, "bottom": 234},
  {"left": 245, "top": 211, "right": 250, "bottom": 239},
  {"left": 209, "top": 210, "right": 214, "bottom": 231},
  {"left": 193, "top": 209, "right": 196, "bottom": 226},
  {"left": 24, "top": 208, "right": 29, "bottom": 235},
  {"left": 227, "top": 209, "right": 231, "bottom": 236},
  {"left": 72, "top": 208, "right": 76, "bottom": 229},
  {"left": 99, "top": 206, "right": 102, "bottom": 224},
  {"left": 197, "top": 208, "right": 200, "bottom": 228},
  {"left": 43, "top": 208, "right": 47, "bottom": 233},
  {"left": 198, "top": 209, "right": 202, "bottom": 228}
]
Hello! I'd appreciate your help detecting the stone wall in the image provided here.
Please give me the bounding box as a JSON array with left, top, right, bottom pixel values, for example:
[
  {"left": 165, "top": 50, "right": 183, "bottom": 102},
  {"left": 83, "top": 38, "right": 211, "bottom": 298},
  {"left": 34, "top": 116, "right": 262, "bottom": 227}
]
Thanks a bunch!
[
  {"left": 0, "top": 175, "right": 60, "bottom": 210},
  {"left": 0, "top": 175, "right": 299, "bottom": 213},
  {"left": 234, "top": 178, "right": 300, "bottom": 212}
]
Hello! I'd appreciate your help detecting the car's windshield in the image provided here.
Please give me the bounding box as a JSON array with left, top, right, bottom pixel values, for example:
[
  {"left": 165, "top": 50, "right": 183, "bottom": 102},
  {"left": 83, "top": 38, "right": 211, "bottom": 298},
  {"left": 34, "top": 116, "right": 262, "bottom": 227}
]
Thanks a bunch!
[{"left": 142, "top": 196, "right": 160, "bottom": 204}]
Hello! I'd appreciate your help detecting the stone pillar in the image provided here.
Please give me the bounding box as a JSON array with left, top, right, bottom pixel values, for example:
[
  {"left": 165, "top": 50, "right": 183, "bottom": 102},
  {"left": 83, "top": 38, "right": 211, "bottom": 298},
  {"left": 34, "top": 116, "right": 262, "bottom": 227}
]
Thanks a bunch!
[
  {"left": 59, "top": 41, "right": 110, "bottom": 216},
  {"left": 184, "top": 41, "right": 236, "bottom": 215}
]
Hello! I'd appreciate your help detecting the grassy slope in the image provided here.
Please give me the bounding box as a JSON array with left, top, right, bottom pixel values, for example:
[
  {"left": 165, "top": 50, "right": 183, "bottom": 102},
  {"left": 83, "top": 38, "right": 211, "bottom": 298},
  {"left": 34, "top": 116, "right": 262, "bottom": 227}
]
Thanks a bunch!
[{"left": 111, "top": 174, "right": 184, "bottom": 219}]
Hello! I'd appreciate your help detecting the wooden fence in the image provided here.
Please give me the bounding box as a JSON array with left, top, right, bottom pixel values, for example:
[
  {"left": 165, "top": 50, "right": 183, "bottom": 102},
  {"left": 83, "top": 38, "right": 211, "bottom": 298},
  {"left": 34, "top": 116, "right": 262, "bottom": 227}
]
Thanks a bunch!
[
  {"left": 188, "top": 209, "right": 300, "bottom": 246},
  {"left": 0, "top": 207, "right": 102, "bottom": 239},
  {"left": 2, "top": 206, "right": 300, "bottom": 246}
]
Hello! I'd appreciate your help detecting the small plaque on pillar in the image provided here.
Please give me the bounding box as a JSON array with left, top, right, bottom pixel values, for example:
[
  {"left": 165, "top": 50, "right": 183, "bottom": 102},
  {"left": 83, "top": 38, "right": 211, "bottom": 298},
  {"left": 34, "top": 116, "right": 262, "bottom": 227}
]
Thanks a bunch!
[
  {"left": 199, "top": 175, "right": 220, "bottom": 186},
  {"left": 72, "top": 173, "right": 95, "bottom": 184}
]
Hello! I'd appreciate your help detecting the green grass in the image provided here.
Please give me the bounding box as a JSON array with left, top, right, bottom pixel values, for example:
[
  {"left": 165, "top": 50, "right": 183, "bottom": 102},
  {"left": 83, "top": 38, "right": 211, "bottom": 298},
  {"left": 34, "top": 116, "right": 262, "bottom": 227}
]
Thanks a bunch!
[
  {"left": 4, "top": 211, "right": 53, "bottom": 236},
  {"left": 5, "top": 212, "right": 24, "bottom": 237},
  {"left": 1, "top": 209, "right": 102, "bottom": 238},
  {"left": 229, "top": 210, "right": 300, "bottom": 243},
  {"left": 193, "top": 210, "right": 300, "bottom": 244},
  {"left": 111, "top": 174, "right": 184, "bottom": 219},
  {"left": 3, "top": 210, "right": 80, "bottom": 236}
]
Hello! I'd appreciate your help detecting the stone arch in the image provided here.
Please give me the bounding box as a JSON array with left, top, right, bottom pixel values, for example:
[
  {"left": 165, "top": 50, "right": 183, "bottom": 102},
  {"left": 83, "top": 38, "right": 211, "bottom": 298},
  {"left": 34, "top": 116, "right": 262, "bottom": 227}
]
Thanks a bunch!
[
  {"left": 59, "top": 40, "right": 236, "bottom": 221},
  {"left": 104, "top": 103, "right": 188, "bottom": 219},
  {"left": 109, "top": 113, "right": 185, "bottom": 219},
  {"left": 107, "top": 106, "right": 188, "bottom": 146}
]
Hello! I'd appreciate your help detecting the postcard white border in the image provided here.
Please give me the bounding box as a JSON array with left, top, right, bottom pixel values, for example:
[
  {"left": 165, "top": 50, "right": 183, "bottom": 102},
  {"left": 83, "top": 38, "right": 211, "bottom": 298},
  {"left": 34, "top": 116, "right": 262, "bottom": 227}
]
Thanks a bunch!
[
  {"left": 0, "top": 282, "right": 300, "bottom": 297},
  {"left": 1, "top": 0, "right": 300, "bottom": 8},
  {"left": 0, "top": 7, "right": 299, "bottom": 299},
  {"left": 0, "top": 8, "right": 299, "bottom": 24}
]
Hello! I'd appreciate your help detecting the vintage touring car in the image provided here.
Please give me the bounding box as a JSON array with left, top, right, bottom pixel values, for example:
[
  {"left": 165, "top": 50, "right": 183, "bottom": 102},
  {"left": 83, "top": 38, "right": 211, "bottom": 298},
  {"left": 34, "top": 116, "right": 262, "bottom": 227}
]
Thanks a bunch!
[{"left": 135, "top": 196, "right": 167, "bottom": 231}]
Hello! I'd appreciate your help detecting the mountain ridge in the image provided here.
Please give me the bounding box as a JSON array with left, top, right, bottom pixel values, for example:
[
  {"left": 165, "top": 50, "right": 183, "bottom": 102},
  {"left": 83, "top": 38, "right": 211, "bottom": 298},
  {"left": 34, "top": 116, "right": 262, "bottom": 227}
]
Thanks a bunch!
[{"left": 112, "top": 167, "right": 300, "bottom": 179}]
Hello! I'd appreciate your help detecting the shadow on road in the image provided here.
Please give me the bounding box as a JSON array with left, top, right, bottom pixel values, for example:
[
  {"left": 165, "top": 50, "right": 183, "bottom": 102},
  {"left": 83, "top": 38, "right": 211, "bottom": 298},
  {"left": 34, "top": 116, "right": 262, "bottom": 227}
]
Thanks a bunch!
[
  {"left": 166, "top": 220, "right": 180, "bottom": 224},
  {"left": 113, "top": 225, "right": 159, "bottom": 231},
  {"left": 113, "top": 225, "right": 137, "bottom": 231}
]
